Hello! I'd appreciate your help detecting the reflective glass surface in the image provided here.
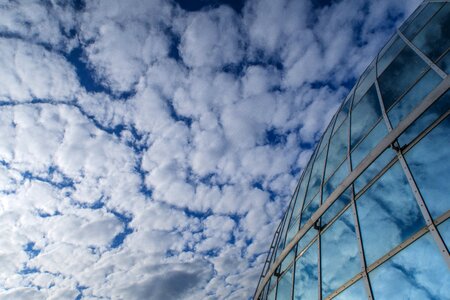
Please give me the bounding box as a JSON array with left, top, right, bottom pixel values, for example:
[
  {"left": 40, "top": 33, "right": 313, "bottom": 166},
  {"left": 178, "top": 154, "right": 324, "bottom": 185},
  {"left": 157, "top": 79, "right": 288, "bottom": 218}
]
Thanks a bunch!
[
  {"left": 369, "top": 233, "right": 450, "bottom": 299},
  {"left": 281, "top": 246, "right": 296, "bottom": 273},
  {"left": 400, "top": 3, "right": 444, "bottom": 40},
  {"left": 300, "top": 194, "right": 320, "bottom": 229},
  {"left": 354, "top": 148, "right": 395, "bottom": 194},
  {"left": 333, "top": 279, "right": 367, "bottom": 300},
  {"left": 268, "top": 285, "right": 276, "bottom": 300},
  {"left": 404, "top": 116, "right": 450, "bottom": 219},
  {"left": 292, "top": 163, "right": 313, "bottom": 218},
  {"left": 378, "top": 45, "right": 428, "bottom": 110},
  {"left": 321, "top": 208, "right": 361, "bottom": 298},
  {"left": 377, "top": 36, "right": 406, "bottom": 76},
  {"left": 318, "top": 119, "right": 335, "bottom": 155},
  {"left": 294, "top": 242, "right": 318, "bottom": 300},
  {"left": 387, "top": 68, "right": 442, "bottom": 128},
  {"left": 322, "top": 160, "right": 349, "bottom": 202},
  {"left": 321, "top": 188, "right": 352, "bottom": 226},
  {"left": 333, "top": 96, "right": 351, "bottom": 134},
  {"left": 350, "top": 85, "right": 382, "bottom": 149},
  {"left": 437, "top": 50, "right": 450, "bottom": 74},
  {"left": 351, "top": 120, "right": 388, "bottom": 168},
  {"left": 325, "top": 117, "right": 349, "bottom": 181},
  {"left": 411, "top": 3, "right": 450, "bottom": 62},
  {"left": 398, "top": 90, "right": 450, "bottom": 146},
  {"left": 305, "top": 148, "right": 327, "bottom": 204},
  {"left": 354, "top": 60, "right": 376, "bottom": 105},
  {"left": 286, "top": 216, "right": 299, "bottom": 245},
  {"left": 437, "top": 219, "right": 450, "bottom": 251},
  {"left": 297, "top": 228, "right": 317, "bottom": 255},
  {"left": 278, "top": 265, "right": 293, "bottom": 299},
  {"left": 356, "top": 162, "right": 426, "bottom": 265}
]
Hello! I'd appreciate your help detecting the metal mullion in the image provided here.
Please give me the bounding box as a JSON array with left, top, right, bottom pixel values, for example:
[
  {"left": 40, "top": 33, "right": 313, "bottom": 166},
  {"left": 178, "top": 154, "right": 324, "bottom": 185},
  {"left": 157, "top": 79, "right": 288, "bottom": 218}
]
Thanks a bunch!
[
  {"left": 347, "top": 78, "right": 373, "bottom": 300},
  {"left": 320, "top": 201, "right": 352, "bottom": 233},
  {"left": 254, "top": 76, "right": 450, "bottom": 300},
  {"left": 375, "top": 66, "right": 450, "bottom": 267},
  {"left": 327, "top": 272, "right": 364, "bottom": 300},
  {"left": 317, "top": 235, "right": 322, "bottom": 300},
  {"left": 397, "top": 29, "right": 447, "bottom": 79}
]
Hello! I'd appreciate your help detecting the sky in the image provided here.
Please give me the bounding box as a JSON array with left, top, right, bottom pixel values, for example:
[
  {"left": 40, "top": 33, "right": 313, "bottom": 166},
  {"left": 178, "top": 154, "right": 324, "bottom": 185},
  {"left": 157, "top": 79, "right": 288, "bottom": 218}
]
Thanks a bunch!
[{"left": 0, "top": 0, "right": 422, "bottom": 299}]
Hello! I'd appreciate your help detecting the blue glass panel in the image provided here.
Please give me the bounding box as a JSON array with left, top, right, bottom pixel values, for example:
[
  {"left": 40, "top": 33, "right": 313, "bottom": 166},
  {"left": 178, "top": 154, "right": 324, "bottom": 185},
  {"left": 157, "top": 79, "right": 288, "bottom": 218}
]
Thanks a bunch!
[
  {"left": 354, "top": 148, "right": 395, "bottom": 194},
  {"left": 351, "top": 120, "right": 388, "bottom": 168},
  {"left": 437, "top": 219, "right": 450, "bottom": 251},
  {"left": 437, "top": 50, "right": 450, "bottom": 74},
  {"left": 277, "top": 266, "right": 293, "bottom": 300},
  {"left": 412, "top": 3, "right": 450, "bottom": 62},
  {"left": 305, "top": 148, "right": 327, "bottom": 205},
  {"left": 400, "top": 3, "right": 444, "bottom": 40},
  {"left": 322, "top": 160, "right": 349, "bottom": 202},
  {"left": 356, "top": 162, "right": 426, "bottom": 265},
  {"left": 333, "top": 95, "right": 352, "bottom": 134},
  {"left": 378, "top": 45, "right": 428, "bottom": 110},
  {"left": 398, "top": 90, "right": 450, "bottom": 146},
  {"left": 318, "top": 117, "right": 335, "bottom": 155},
  {"left": 321, "top": 208, "right": 361, "bottom": 298},
  {"left": 333, "top": 279, "right": 367, "bottom": 300},
  {"left": 286, "top": 216, "right": 299, "bottom": 245},
  {"left": 377, "top": 36, "right": 406, "bottom": 76},
  {"left": 294, "top": 241, "right": 318, "bottom": 300},
  {"left": 321, "top": 187, "right": 352, "bottom": 226},
  {"left": 388, "top": 68, "right": 442, "bottom": 128},
  {"left": 369, "top": 233, "right": 450, "bottom": 299},
  {"left": 297, "top": 228, "right": 317, "bottom": 255},
  {"left": 300, "top": 193, "right": 320, "bottom": 229},
  {"left": 354, "top": 60, "right": 376, "bottom": 106},
  {"left": 281, "top": 245, "right": 296, "bottom": 273},
  {"left": 325, "top": 117, "right": 349, "bottom": 181},
  {"left": 404, "top": 116, "right": 450, "bottom": 219},
  {"left": 351, "top": 85, "right": 382, "bottom": 149},
  {"left": 292, "top": 163, "right": 313, "bottom": 219},
  {"left": 268, "top": 284, "right": 276, "bottom": 300}
]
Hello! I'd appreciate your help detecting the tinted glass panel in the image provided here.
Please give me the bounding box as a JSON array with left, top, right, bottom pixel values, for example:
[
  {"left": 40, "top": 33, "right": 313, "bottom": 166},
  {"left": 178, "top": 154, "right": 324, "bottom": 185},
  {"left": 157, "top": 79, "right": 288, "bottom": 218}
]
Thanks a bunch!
[
  {"left": 321, "top": 208, "right": 361, "bottom": 298},
  {"left": 322, "top": 160, "right": 349, "bottom": 202},
  {"left": 305, "top": 148, "right": 327, "bottom": 204},
  {"left": 354, "top": 60, "right": 376, "bottom": 106},
  {"left": 356, "top": 162, "right": 426, "bottom": 265},
  {"left": 404, "top": 116, "right": 450, "bottom": 219},
  {"left": 268, "top": 285, "right": 276, "bottom": 300},
  {"left": 286, "top": 217, "right": 299, "bottom": 245},
  {"left": 388, "top": 68, "right": 442, "bottom": 128},
  {"left": 412, "top": 3, "right": 450, "bottom": 62},
  {"left": 369, "top": 233, "right": 450, "bottom": 299},
  {"left": 321, "top": 187, "right": 352, "bottom": 226},
  {"left": 281, "top": 245, "right": 296, "bottom": 272},
  {"left": 292, "top": 163, "right": 313, "bottom": 218},
  {"left": 325, "top": 117, "right": 349, "bottom": 181},
  {"left": 333, "top": 279, "right": 367, "bottom": 300},
  {"left": 377, "top": 36, "right": 406, "bottom": 76},
  {"left": 437, "top": 219, "right": 450, "bottom": 250},
  {"left": 400, "top": 3, "right": 444, "bottom": 40},
  {"left": 354, "top": 148, "right": 395, "bottom": 194},
  {"left": 318, "top": 118, "right": 335, "bottom": 155},
  {"left": 297, "top": 228, "right": 317, "bottom": 254},
  {"left": 398, "top": 90, "right": 450, "bottom": 146},
  {"left": 333, "top": 95, "right": 351, "bottom": 134},
  {"left": 294, "top": 242, "right": 318, "bottom": 300},
  {"left": 351, "top": 120, "right": 388, "bottom": 168},
  {"left": 437, "top": 50, "right": 450, "bottom": 74},
  {"left": 300, "top": 193, "right": 320, "bottom": 229},
  {"left": 277, "top": 266, "right": 293, "bottom": 300},
  {"left": 378, "top": 45, "right": 428, "bottom": 110},
  {"left": 350, "top": 85, "right": 382, "bottom": 149}
]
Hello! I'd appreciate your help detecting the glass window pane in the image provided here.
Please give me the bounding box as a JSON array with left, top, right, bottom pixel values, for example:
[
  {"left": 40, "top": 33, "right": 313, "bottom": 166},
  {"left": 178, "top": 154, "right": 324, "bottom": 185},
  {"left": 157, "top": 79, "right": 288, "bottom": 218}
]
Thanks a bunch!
[
  {"left": 369, "top": 233, "right": 450, "bottom": 299},
  {"left": 322, "top": 160, "right": 349, "bottom": 202},
  {"left": 318, "top": 117, "right": 335, "bottom": 155},
  {"left": 294, "top": 241, "right": 318, "bottom": 300},
  {"left": 268, "top": 284, "right": 276, "bottom": 300},
  {"left": 305, "top": 148, "right": 327, "bottom": 205},
  {"left": 404, "top": 116, "right": 450, "bottom": 219},
  {"left": 277, "top": 266, "right": 293, "bottom": 300},
  {"left": 292, "top": 163, "right": 313, "bottom": 219},
  {"left": 411, "top": 3, "right": 450, "bottom": 62},
  {"left": 377, "top": 36, "right": 407, "bottom": 76},
  {"left": 437, "top": 219, "right": 450, "bottom": 251},
  {"left": 400, "top": 3, "right": 444, "bottom": 40},
  {"left": 300, "top": 193, "right": 320, "bottom": 229},
  {"left": 286, "top": 218, "right": 299, "bottom": 246},
  {"left": 354, "top": 60, "right": 376, "bottom": 106},
  {"left": 321, "top": 187, "right": 352, "bottom": 226},
  {"left": 321, "top": 208, "right": 361, "bottom": 298},
  {"left": 281, "top": 246, "right": 296, "bottom": 273},
  {"left": 354, "top": 148, "right": 395, "bottom": 194},
  {"left": 325, "top": 117, "right": 349, "bottom": 181},
  {"left": 333, "top": 95, "right": 352, "bottom": 134},
  {"left": 332, "top": 279, "right": 367, "bottom": 300},
  {"left": 437, "top": 50, "right": 450, "bottom": 74},
  {"left": 378, "top": 45, "right": 428, "bottom": 110},
  {"left": 350, "top": 85, "right": 382, "bottom": 149},
  {"left": 356, "top": 162, "right": 426, "bottom": 265},
  {"left": 351, "top": 120, "right": 388, "bottom": 168},
  {"left": 297, "top": 228, "right": 317, "bottom": 254},
  {"left": 388, "top": 68, "right": 442, "bottom": 128}
]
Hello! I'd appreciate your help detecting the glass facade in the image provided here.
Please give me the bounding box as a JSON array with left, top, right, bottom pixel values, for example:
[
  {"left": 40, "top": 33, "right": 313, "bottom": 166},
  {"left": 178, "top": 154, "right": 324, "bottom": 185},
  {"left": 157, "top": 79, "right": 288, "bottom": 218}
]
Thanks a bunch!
[{"left": 254, "top": 2, "right": 450, "bottom": 299}]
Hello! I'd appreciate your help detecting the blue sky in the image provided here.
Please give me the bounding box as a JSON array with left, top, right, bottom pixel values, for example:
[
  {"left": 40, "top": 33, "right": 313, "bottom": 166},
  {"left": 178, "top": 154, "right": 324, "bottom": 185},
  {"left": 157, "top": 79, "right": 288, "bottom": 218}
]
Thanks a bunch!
[{"left": 0, "top": 0, "right": 421, "bottom": 299}]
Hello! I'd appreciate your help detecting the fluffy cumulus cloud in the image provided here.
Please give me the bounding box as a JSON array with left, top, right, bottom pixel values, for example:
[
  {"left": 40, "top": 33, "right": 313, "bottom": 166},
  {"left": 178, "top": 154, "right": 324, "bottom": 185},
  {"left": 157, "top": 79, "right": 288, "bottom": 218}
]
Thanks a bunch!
[{"left": 0, "top": 0, "right": 420, "bottom": 299}]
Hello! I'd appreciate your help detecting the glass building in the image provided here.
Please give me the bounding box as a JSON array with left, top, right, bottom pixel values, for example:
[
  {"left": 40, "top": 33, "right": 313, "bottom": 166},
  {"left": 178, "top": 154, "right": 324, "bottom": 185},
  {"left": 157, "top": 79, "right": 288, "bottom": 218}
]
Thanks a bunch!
[{"left": 254, "top": 1, "right": 450, "bottom": 299}]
